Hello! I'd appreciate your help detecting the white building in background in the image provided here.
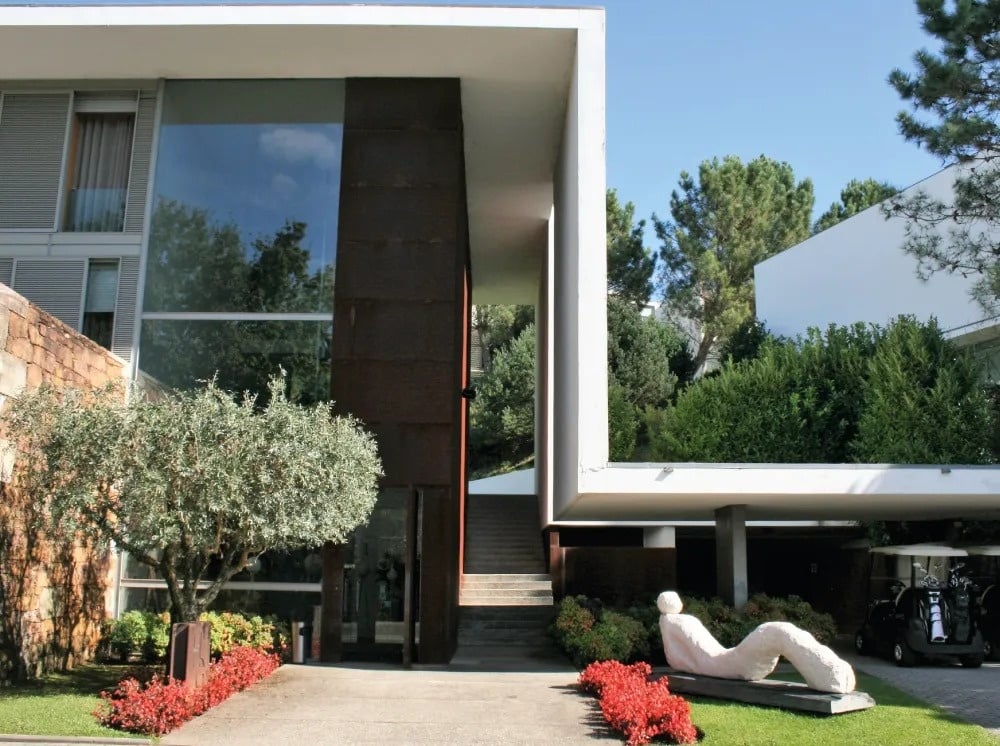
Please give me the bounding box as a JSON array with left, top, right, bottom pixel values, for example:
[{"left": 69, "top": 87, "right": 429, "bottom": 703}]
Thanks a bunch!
[{"left": 755, "top": 164, "right": 999, "bottom": 352}]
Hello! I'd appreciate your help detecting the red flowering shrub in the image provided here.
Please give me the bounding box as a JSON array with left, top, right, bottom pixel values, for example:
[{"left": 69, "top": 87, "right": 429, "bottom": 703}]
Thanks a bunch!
[
  {"left": 96, "top": 646, "right": 281, "bottom": 735},
  {"left": 95, "top": 675, "right": 194, "bottom": 736},
  {"left": 579, "top": 661, "right": 698, "bottom": 745},
  {"left": 579, "top": 660, "right": 651, "bottom": 697}
]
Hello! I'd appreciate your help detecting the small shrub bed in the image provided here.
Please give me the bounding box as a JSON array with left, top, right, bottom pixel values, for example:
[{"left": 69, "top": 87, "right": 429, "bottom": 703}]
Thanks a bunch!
[
  {"left": 198, "top": 611, "right": 289, "bottom": 658},
  {"left": 579, "top": 661, "right": 698, "bottom": 745},
  {"left": 104, "top": 611, "right": 170, "bottom": 663},
  {"left": 552, "top": 596, "right": 650, "bottom": 667},
  {"left": 95, "top": 646, "right": 280, "bottom": 736},
  {"left": 103, "top": 611, "right": 289, "bottom": 663},
  {"left": 682, "top": 594, "right": 837, "bottom": 648}
]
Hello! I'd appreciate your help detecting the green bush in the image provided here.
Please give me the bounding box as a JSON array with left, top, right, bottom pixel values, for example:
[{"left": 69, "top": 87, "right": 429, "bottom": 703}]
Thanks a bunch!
[
  {"left": 551, "top": 597, "right": 650, "bottom": 668},
  {"left": 647, "top": 317, "right": 994, "bottom": 467},
  {"left": 681, "top": 594, "right": 837, "bottom": 648},
  {"left": 143, "top": 613, "right": 171, "bottom": 661},
  {"left": 105, "top": 611, "right": 171, "bottom": 662},
  {"left": 198, "top": 611, "right": 286, "bottom": 657},
  {"left": 107, "top": 612, "right": 148, "bottom": 661}
]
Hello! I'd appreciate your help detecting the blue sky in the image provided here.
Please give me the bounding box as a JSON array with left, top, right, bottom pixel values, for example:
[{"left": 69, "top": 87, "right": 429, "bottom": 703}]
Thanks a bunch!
[{"left": 17, "top": 0, "right": 944, "bottom": 232}]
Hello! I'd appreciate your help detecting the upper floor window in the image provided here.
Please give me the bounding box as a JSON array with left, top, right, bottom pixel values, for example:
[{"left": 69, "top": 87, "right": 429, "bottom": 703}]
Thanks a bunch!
[
  {"left": 64, "top": 111, "right": 135, "bottom": 232},
  {"left": 0, "top": 89, "right": 147, "bottom": 233}
]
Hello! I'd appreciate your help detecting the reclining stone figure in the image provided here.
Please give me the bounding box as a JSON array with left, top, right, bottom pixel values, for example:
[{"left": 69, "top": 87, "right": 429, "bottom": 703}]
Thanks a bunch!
[{"left": 657, "top": 591, "right": 856, "bottom": 694}]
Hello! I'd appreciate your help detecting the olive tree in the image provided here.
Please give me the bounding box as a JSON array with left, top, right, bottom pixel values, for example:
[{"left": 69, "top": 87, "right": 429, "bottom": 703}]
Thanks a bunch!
[{"left": 3, "top": 375, "right": 381, "bottom": 622}]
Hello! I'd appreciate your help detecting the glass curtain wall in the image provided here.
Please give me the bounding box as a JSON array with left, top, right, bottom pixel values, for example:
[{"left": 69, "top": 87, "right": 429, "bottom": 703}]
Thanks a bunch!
[{"left": 126, "top": 79, "right": 344, "bottom": 623}]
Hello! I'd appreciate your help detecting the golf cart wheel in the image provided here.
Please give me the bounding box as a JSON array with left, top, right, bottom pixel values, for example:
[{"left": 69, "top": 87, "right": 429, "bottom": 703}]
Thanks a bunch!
[
  {"left": 961, "top": 653, "right": 984, "bottom": 668},
  {"left": 854, "top": 631, "right": 869, "bottom": 656},
  {"left": 892, "top": 640, "right": 917, "bottom": 667},
  {"left": 985, "top": 639, "right": 999, "bottom": 662}
]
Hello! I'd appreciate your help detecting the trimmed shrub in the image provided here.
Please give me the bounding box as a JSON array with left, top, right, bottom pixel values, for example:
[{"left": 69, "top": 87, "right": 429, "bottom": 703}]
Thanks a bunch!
[
  {"left": 198, "top": 611, "right": 287, "bottom": 658},
  {"left": 647, "top": 317, "right": 995, "bottom": 469},
  {"left": 681, "top": 594, "right": 837, "bottom": 648},
  {"left": 107, "top": 612, "right": 148, "bottom": 662},
  {"left": 552, "top": 597, "right": 650, "bottom": 667},
  {"left": 579, "top": 661, "right": 698, "bottom": 745}
]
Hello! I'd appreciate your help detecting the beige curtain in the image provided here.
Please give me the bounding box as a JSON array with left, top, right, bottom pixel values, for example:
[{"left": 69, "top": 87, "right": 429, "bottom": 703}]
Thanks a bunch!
[{"left": 67, "top": 113, "right": 134, "bottom": 231}]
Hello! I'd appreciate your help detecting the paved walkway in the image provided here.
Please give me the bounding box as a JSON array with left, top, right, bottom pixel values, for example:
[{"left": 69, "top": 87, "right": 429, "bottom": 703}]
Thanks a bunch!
[
  {"left": 146, "top": 648, "right": 1000, "bottom": 745},
  {"left": 844, "top": 649, "right": 1000, "bottom": 734},
  {"left": 160, "top": 663, "right": 619, "bottom": 745}
]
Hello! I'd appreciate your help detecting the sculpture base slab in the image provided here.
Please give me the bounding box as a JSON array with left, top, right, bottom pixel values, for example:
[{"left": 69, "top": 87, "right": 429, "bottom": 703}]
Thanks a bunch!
[{"left": 661, "top": 670, "right": 876, "bottom": 715}]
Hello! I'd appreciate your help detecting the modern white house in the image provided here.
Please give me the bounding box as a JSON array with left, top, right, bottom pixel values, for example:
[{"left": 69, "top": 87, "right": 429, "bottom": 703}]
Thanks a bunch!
[
  {"left": 2, "top": 3, "right": 1000, "bottom": 665},
  {"left": 756, "top": 164, "right": 999, "bottom": 353}
]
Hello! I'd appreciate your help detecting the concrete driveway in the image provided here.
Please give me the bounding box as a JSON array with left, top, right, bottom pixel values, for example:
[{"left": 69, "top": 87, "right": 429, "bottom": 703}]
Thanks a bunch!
[
  {"left": 160, "top": 664, "right": 619, "bottom": 745},
  {"left": 845, "top": 651, "right": 1000, "bottom": 734}
]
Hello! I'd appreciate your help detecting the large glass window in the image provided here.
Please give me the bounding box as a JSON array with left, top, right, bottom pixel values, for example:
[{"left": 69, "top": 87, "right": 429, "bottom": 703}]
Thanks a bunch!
[
  {"left": 143, "top": 80, "right": 343, "bottom": 314},
  {"left": 139, "top": 319, "right": 332, "bottom": 404}
]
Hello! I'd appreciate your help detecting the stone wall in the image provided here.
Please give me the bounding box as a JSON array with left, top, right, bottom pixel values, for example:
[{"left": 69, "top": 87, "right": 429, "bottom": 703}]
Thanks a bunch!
[{"left": 0, "top": 282, "right": 124, "bottom": 682}]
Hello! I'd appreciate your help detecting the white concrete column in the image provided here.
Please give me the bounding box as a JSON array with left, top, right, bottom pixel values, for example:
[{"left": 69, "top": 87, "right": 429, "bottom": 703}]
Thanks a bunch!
[
  {"left": 643, "top": 526, "right": 676, "bottom": 548},
  {"left": 715, "top": 505, "right": 748, "bottom": 608}
]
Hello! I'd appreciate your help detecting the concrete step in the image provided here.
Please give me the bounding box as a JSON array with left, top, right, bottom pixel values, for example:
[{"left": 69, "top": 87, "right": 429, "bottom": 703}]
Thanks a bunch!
[
  {"left": 462, "top": 573, "right": 550, "bottom": 583},
  {"left": 458, "top": 595, "right": 553, "bottom": 607},
  {"left": 460, "top": 587, "right": 552, "bottom": 598}
]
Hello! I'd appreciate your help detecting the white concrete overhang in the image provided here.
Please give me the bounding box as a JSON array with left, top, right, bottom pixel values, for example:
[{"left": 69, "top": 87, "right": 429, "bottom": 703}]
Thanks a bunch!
[
  {"left": 0, "top": 3, "right": 601, "bottom": 304},
  {"left": 556, "top": 463, "right": 1000, "bottom": 522}
]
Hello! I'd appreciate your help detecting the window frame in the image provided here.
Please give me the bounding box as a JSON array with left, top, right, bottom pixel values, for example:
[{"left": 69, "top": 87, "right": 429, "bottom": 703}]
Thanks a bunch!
[
  {"left": 0, "top": 88, "right": 142, "bottom": 234},
  {"left": 61, "top": 93, "right": 139, "bottom": 234}
]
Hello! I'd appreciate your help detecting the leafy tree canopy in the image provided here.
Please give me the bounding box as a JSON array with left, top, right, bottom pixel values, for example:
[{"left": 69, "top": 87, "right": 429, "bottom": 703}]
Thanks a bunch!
[
  {"left": 886, "top": 0, "right": 1000, "bottom": 311},
  {"left": 607, "top": 188, "right": 655, "bottom": 308},
  {"left": 469, "top": 323, "right": 537, "bottom": 471},
  {"left": 654, "top": 155, "right": 814, "bottom": 372},
  {"left": 813, "top": 178, "right": 898, "bottom": 234},
  {"left": 647, "top": 316, "right": 992, "bottom": 467},
  {"left": 4, "top": 375, "right": 382, "bottom": 622}
]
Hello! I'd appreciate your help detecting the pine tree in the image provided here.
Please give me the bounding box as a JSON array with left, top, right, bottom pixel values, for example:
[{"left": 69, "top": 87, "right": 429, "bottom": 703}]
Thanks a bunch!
[{"left": 887, "top": 0, "right": 1000, "bottom": 310}]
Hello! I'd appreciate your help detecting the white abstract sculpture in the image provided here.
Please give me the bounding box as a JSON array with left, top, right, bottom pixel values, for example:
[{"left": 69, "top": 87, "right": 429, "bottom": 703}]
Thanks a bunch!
[{"left": 658, "top": 591, "right": 856, "bottom": 694}]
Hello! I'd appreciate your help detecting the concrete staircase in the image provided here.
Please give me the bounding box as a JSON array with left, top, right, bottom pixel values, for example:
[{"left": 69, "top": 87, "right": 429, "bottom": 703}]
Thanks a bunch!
[
  {"left": 463, "top": 493, "right": 547, "bottom": 576},
  {"left": 453, "top": 494, "right": 562, "bottom": 669},
  {"left": 459, "top": 572, "right": 553, "bottom": 606}
]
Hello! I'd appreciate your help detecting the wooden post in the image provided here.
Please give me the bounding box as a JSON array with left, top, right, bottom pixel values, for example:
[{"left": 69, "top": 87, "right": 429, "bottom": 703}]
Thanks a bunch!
[
  {"left": 403, "top": 486, "right": 420, "bottom": 667},
  {"left": 319, "top": 542, "right": 345, "bottom": 663}
]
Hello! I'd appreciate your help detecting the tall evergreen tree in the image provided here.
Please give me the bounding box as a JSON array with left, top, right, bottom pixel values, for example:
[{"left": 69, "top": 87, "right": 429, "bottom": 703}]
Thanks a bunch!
[
  {"left": 887, "top": 0, "right": 1000, "bottom": 311},
  {"left": 814, "top": 178, "right": 898, "bottom": 233},
  {"left": 654, "top": 155, "right": 814, "bottom": 372},
  {"left": 606, "top": 188, "right": 655, "bottom": 308}
]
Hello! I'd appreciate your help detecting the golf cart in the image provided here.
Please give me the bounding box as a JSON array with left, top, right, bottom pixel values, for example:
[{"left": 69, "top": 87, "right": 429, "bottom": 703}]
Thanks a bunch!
[
  {"left": 966, "top": 546, "right": 1000, "bottom": 661},
  {"left": 855, "top": 544, "right": 983, "bottom": 668}
]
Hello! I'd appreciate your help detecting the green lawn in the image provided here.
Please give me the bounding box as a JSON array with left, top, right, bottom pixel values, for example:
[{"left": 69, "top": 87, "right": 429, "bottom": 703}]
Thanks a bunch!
[
  {"left": 0, "top": 664, "right": 147, "bottom": 739},
  {"left": 687, "top": 673, "right": 998, "bottom": 745}
]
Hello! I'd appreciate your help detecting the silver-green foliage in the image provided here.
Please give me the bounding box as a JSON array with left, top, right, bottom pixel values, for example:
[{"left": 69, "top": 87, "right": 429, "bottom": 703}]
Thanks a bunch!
[{"left": 4, "top": 375, "right": 382, "bottom": 621}]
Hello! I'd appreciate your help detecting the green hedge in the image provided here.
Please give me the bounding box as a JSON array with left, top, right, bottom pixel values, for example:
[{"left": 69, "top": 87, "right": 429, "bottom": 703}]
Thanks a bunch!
[
  {"left": 681, "top": 594, "right": 837, "bottom": 648},
  {"left": 647, "top": 317, "right": 994, "bottom": 465},
  {"left": 551, "top": 596, "right": 650, "bottom": 668},
  {"left": 104, "top": 611, "right": 170, "bottom": 663},
  {"left": 103, "top": 611, "right": 289, "bottom": 662}
]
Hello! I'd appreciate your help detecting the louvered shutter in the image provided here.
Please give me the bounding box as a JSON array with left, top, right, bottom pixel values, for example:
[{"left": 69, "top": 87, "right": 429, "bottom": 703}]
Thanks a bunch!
[
  {"left": 0, "top": 258, "right": 12, "bottom": 287},
  {"left": 0, "top": 93, "right": 70, "bottom": 229},
  {"left": 124, "top": 91, "right": 156, "bottom": 234},
  {"left": 12, "top": 259, "right": 86, "bottom": 330},
  {"left": 111, "top": 257, "right": 139, "bottom": 361}
]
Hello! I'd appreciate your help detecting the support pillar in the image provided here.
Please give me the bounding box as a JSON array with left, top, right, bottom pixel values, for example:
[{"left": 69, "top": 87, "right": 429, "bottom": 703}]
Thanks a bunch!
[
  {"left": 715, "top": 505, "right": 748, "bottom": 609},
  {"left": 643, "top": 526, "right": 676, "bottom": 548},
  {"left": 546, "top": 528, "right": 564, "bottom": 600},
  {"left": 319, "top": 542, "right": 345, "bottom": 663}
]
